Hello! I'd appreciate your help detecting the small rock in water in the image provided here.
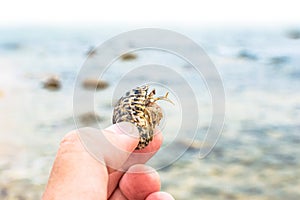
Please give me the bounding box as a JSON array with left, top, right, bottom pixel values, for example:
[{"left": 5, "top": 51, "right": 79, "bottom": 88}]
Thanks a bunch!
[
  {"left": 289, "top": 70, "right": 300, "bottom": 79},
  {"left": 1, "top": 42, "right": 21, "bottom": 50},
  {"left": 173, "top": 139, "right": 203, "bottom": 152},
  {"left": 78, "top": 112, "right": 102, "bottom": 125},
  {"left": 237, "top": 50, "right": 258, "bottom": 61},
  {"left": 286, "top": 29, "right": 300, "bottom": 39},
  {"left": 269, "top": 56, "right": 290, "bottom": 66},
  {"left": 43, "top": 75, "right": 61, "bottom": 91},
  {"left": 82, "top": 78, "right": 109, "bottom": 90},
  {"left": 121, "top": 53, "right": 137, "bottom": 61},
  {"left": 85, "top": 46, "right": 97, "bottom": 56}
]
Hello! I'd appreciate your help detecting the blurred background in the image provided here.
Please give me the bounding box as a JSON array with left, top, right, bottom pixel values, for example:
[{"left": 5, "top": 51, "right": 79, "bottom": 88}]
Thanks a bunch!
[{"left": 0, "top": 0, "right": 299, "bottom": 199}]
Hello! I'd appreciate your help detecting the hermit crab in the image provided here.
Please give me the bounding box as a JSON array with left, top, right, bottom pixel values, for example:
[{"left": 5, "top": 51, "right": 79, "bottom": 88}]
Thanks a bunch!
[{"left": 112, "top": 85, "right": 173, "bottom": 149}]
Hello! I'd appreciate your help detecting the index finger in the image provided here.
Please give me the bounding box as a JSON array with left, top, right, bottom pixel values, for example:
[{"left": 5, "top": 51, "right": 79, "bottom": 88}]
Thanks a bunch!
[{"left": 107, "top": 129, "right": 163, "bottom": 198}]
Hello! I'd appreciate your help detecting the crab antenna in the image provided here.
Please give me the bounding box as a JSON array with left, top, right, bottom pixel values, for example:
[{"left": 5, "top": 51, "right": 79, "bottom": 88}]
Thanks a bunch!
[{"left": 154, "top": 92, "right": 175, "bottom": 105}]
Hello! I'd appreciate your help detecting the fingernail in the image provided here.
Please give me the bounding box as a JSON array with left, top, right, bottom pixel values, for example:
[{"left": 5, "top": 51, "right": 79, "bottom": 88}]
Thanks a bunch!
[{"left": 106, "top": 122, "right": 139, "bottom": 139}]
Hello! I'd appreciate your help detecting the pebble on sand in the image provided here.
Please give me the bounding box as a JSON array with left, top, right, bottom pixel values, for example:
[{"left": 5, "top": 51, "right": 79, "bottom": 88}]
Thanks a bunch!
[
  {"left": 121, "top": 53, "right": 137, "bottom": 61},
  {"left": 43, "top": 75, "right": 61, "bottom": 91},
  {"left": 82, "top": 78, "right": 109, "bottom": 90}
]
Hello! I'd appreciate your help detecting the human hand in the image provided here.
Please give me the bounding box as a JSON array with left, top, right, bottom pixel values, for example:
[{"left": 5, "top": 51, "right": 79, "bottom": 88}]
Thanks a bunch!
[{"left": 42, "top": 122, "right": 174, "bottom": 200}]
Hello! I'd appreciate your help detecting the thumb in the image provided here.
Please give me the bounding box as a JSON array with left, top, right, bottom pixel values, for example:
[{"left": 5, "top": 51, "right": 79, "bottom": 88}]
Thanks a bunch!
[
  {"left": 43, "top": 123, "right": 139, "bottom": 200},
  {"left": 78, "top": 122, "right": 140, "bottom": 172}
]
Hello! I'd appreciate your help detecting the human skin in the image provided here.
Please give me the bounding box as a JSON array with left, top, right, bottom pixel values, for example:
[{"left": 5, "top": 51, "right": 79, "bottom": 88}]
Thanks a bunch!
[{"left": 42, "top": 122, "right": 174, "bottom": 200}]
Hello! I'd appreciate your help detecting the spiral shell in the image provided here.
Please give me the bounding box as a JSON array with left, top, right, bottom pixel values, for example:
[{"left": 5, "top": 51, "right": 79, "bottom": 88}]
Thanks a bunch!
[{"left": 112, "top": 85, "right": 172, "bottom": 149}]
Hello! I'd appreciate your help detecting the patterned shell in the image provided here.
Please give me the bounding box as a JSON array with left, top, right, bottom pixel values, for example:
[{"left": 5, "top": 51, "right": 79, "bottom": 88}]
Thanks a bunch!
[{"left": 112, "top": 85, "right": 172, "bottom": 149}]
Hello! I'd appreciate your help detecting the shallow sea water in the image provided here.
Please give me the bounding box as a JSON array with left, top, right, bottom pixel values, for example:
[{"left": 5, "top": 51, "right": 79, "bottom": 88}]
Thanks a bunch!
[{"left": 0, "top": 26, "right": 299, "bottom": 199}]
